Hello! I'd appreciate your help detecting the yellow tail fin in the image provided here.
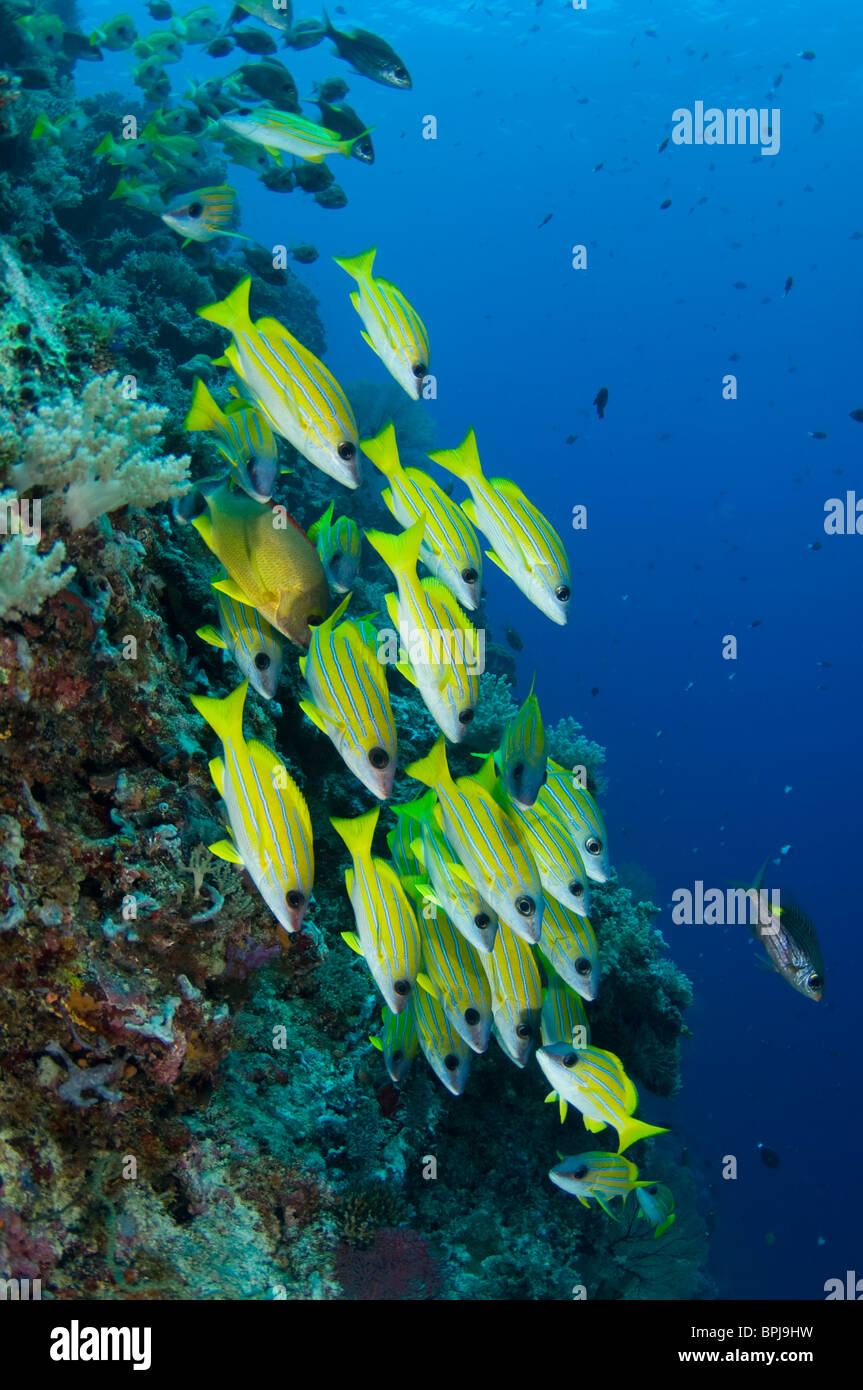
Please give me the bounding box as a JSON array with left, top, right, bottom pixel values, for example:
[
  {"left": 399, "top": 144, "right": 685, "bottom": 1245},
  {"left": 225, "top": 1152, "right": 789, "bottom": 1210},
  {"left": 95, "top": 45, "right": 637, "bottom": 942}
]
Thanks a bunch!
[
  {"left": 190, "top": 681, "right": 248, "bottom": 748},
  {"left": 361, "top": 421, "right": 402, "bottom": 479},
  {"left": 365, "top": 518, "right": 424, "bottom": 581},
  {"left": 184, "top": 377, "right": 225, "bottom": 434},
  {"left": 333, "top": 246, "right": 377, "bottom": 282},
  {"left": 330, "top": 806, "right": 380, "bottom": 861},
  {"left": 197, "top": 276, "right": 253, "bottom": 334},
  {"left": 428, "top": 428, "right": 484, "bottom": 483},
  {"left": 616, "top": 1117, "right": 670, "bottom": 1156},
  {"left": 405, "top": 734, "right": 453, "bottom": 793}
]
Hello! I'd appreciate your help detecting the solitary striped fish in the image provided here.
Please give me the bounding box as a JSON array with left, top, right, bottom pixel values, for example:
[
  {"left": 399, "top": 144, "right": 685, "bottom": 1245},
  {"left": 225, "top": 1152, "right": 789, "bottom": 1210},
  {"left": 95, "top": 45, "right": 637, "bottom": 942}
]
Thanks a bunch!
[
  {"left": 483, "top": 922, "right": 543, "bottom": 1067},
  {"left": 406, "top": 733, "right": 543, "bottom": 944},
  {"left": 499, "top": 677, "right": 547, "bottom": 808},
  {"left": 413, "top": 979, "right": 471, "bottom": 1095},
  {"left": 540, "top": 976, "right": 591, "bottom": 1048},
  {"left": 299, "top": 593, "right": 397, "bottom": 800},
  {"left": 161, "top": 184, "right": 246, "bottom": 247},
  {"left": 634, "top": 1182, "right": 676, "bottom": 1237},
  {"left": 537, "top": 760, "right": 610, "bottom": 883},
  {"left": 307, "top": 501, "right": 362, "bottom": 593},
  {"left": 362, "top": 422, "right": 482, "bottom": 610},
  {"left": 549, "top": 1152, "right": 650, "bottom": 1215},
  {"left": 370, "top": 1002, "right": 418, "bottom": 1085},
  {"left": 196, "top": 584, "right": 284, "bottom": 699},
  {"left": 334, "top": 247, "right": 430, "bottom": 399},
  {"left": 185, "top": 376, "right": 279, "bottom": 503},
  {"left": 332, "top": 806, "right": 420, "bottom": 1013},
  {"left": 198, "top": 277, "right": 360, "bottom": 489},
  {"left": 414, "top": 892, "right": 492, "bottom": 1054},
  {"left": 536, "top": 1042, "right": 669, "bottom": 1153},
  {"left": 366, "top": 519, "right": 480, "bottom": 742},
  {"left": 537, "top": 898, "right": 600, "bottom": 1001},
  {"left": 190, "top": 681, "right": 314, "bottom": 935},
  {"left": 429, "top": 428, "right": 571, "bottom": 626},
  {"left": 408, "top": 789, "right": 498, "bottom": 953},
  {"left": 222, "top": 106, "right": 368, "bottom": 161}
]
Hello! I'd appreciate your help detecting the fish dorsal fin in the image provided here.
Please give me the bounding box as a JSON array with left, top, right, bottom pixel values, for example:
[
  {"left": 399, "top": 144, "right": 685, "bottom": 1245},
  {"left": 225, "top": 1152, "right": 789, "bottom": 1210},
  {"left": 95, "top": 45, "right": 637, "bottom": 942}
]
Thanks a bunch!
[{"left": 196, "top": 624, "right": 227, "bottom": 650}]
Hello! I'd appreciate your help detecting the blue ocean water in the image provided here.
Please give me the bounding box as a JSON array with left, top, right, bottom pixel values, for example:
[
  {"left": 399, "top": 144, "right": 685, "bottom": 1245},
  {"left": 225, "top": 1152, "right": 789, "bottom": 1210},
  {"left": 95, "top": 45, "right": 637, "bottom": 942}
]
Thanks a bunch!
[{"left": 72, "top": 0, "right": 861, "bottom": 1298}]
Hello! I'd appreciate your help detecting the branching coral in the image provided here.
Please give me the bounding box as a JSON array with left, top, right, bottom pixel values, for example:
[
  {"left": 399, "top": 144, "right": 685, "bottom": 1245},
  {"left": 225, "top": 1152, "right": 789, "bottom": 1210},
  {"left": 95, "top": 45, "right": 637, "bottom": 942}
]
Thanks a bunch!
[
  {"left": 0, "top": 530, "right": 74, "bottom": 620},
  {"left": 6, "top": 372, "right": 191, "bottom": 530}
]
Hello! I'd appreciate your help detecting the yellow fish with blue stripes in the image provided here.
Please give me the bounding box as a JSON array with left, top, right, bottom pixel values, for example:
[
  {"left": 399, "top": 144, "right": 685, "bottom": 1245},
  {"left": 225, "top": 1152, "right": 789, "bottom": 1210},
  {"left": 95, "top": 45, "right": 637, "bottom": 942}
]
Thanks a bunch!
[
  {"left": 413, "top": 976, "right": 472, "bottom": 1095},
  {"left": 499, "top": 677, "right": 547, "bottom": 808},
  {"left": 196, "top": 584, "right": 284, "bottom": 699},
  {"left": 549, "top": 1152, "right": 652, "bottom": 1215},
  {"left": 537, "top": 1042, "right": 669, "bottom": 1153},
  {"left": 361, "top": 422, "right": 482, "bottom": 610},
  {"left": 189, "top": 477, "right": 329, "bottom": 649},
  {"left": 410, "top": 885, "right": 492, "bottom": 1054},
  {"left": 190, "top": 681, "right": 314, "bottom": 935},
  {"left": 536, "top": 760, "right": 610, "bottom": 884},
  {"left": 299, "top": 593, "right": 397, "bottom": 800},
  {"left": 160, "top": 185, "right": 247, "bottom": 249},
  {"left": 540, "top": 975, "right": 591, "bottom": 1048},
  {"left": 537, "top": 897, "right": 600, "bottom": 1000},
  {"left": 334, "top": 247, "right": 430, "bottom": 399},
  {"left": 490, "top": 764, "right": 591, "bottom": 919},
  {"left": 370, "top": 1002, "right": 418, "bottom": 1085},
  {"left": 331, "top": 806, "right": 420, "bottom": 1014},
  {"left": 482, "top": 922, "right": 543, "bottom": 1067},
  {"left": 407, "top": 789, "right": 498, "bottom": 953},
  {"left": 198, "top": 277, "right": 360, "bottom": 489},
  {"left": 222, "top": 107, "right": 370, "bottom": 162},
  {"left": 365, "top": 519, "right": 480, "bottom": 742},
  {"left": 386, "top": 797, "right": 427, "bottom": 878},
  {"left": 307, "top": 501, "right": 362, "bottom": 593},
  {"left": 406, "top": 733, "right": 543, "bottom": 943},
  {"left": 429, "top": 428, "right": 571, "bottom": 626},
  {"left": 185, "top": 377, "right": 279, "bottom": 503}
]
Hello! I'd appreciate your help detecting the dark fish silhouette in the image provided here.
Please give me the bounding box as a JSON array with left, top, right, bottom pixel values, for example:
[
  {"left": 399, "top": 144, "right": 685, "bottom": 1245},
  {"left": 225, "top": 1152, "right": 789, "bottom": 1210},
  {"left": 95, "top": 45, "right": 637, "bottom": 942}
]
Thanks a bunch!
[
  {"left": 504, "top": 627, "right": 523, "bottom": 651},
  {"left": 849, "top": 409, "right": 863, "bottom": 423},
  {"left": 537, "top": 212, "right": 552, "bottom": 228},
  {"left": 758, "top": 1143, "right": 781, "bottom": 1170},
  {"left": 593, "top": 387, "right": 608, "bottom": 419},
  {"left": 783, "top": 276, "right": 793, "bottom": 296}
]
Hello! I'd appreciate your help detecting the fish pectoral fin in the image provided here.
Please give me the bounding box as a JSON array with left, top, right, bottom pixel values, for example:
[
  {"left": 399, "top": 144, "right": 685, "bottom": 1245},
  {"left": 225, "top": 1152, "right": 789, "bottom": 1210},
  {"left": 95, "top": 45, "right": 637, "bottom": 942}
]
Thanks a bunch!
[
  {"left": 208, "top": 838, "right": 243, "bottom": 864},
  {"left": 299, "top": 699, "right": 334, "bottom": 736},
  {"left": 395, "top": 660, "right": 418, "bottom": 688},
  {"left": 341, "top": 930, "right": 363, "bottom": 956},
  {"left": 416, "top": 972, "right": 438, "bottom": 998},
  {"left": 212, "top": 576, "right": 255, "bottom": 607},
  {"left": 360, "top": 329, "right": 379, "bottom": 356},
  {"left": 583, "top": 1116, "right": 605, "bottom": 1133},
  {"left": 577, "top": 1195, "right": 590, "bottom": 1209},
  {"left": 596, "top": 1196, "right": 617, "bottom": 1219},
  {"left": 383, "top": 591, "right": 399, "bottom": 628},
  {"left": 484, "top": 549, "right": 509, "bottom": 574},
  {"left": 208, "top": 756, "right": 225, "bottom": 797},
  {"left": 461, "top": 498, "right": 478, "bottom": 525},
  {"left": 450, "top": 863, "right": 476, "bottom": 889},
  {"left": 196, "top": 624, "right": 227, "bottom": 649}
]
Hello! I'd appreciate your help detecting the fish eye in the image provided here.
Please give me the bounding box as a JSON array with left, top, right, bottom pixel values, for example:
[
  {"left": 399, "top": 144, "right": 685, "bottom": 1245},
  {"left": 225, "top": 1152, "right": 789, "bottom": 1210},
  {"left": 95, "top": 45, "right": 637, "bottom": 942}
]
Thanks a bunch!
[
  {"left": 569, "top": 880, "right": 584, "bottom": 898},
  {"left": 392, "top": 1049, "right": 403, "bottom": 1063},
  {"left": 575, "top": 956, "right": 591, "bottom": 976},
  {"left": 368, "top": 746, "right": 390, "bottom": 769},
  {"left": 461, "top": 567, "right": 478, "bottom": 583},
  {"left": 464, "top": 1008, "right": 480, "bottom": 1027},
  {"left": 307, "top": 613, "right": 323, "bottom": 627},
  {"left": 809, "top": 973, "right": 823, "bottom": 991},
  {"left": 562, "top": 1051, "right": 578, "bottom": 1068},
  {"left": 188, "top": 201, "right": 203, "bottom": 218},
  {"left": 338, "top": 441, "right": 356, "bottom": 460},
  {"left": 444, "top": 1053, "right": 459, "bottom": 1071},
  {"left": 286, "top": 891, "right": 305, "bottom": 910},
  {"left": 515, "top": 895, "right": 534, "bottom": 917},
  {"left": 394, "top": 978, "right": 411, "bottom": 997},
  {"left": 647, "top": 1186, "right": 658, "bottom": 1196},
  {"left": 395, "top": 66, "right": 407, "bottom": 79},
  {"left": 555, "top": 584, "right": 571, "bottom": 602},
  {"left": 515, "top": 1022, "right": 531, "bottom": 1040},
  {"left": 458, "top": 708, "right": 474, "bottom": 725},
  {"left": 237, "top": 107, "right": 252, "bottom": 116},
  {"left": 474, "top": 912, "right": 490, "bottom": 929},
  {"left": 412, "top": 362, "right": 426, "bottom": 379},
  {"left": 513, "top": 761, "right": 524, "bottom": 779},
  {"left": 254, "top": 652, "right": 271, "bottom": 671},
  {"left": 573, "top": 1164, "right": 589, "bottom": 1180},
  {"left": 585, "top": 837, "right": 602, "bottom": 855}
]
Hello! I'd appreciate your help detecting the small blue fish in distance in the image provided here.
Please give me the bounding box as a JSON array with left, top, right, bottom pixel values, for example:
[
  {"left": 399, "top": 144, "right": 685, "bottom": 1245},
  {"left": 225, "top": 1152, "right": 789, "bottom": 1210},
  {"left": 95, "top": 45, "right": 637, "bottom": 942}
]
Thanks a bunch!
[
  {"left": 537, "top": 898, "right": 600, "bottom": 1001},
  {"left": 500, "top": 677, "right": 547, "bottom": 808},
  {"left": 299, "top": 593, "right": 396, "bottom": 800},
  {"left": 550, "top": 1152, "right": 651, "bottom": 1215},
  {"left": 409, "top": 883, "right": 492, "bottom": 1054},
  {"left": 634, "top": 1182, "right": 676, "bottom": 1237},
  {"left": 361, "top": 421, "right": 483, "bottom": 611},
  {"left": 190, "top": 681, "right": 314, "bottom": 934},
  {"left": 540, "top": 975, "right": 591, "bottom": 1048},
  {"left": 370, "top": 1002, "right": 418, "bottom": 1085},
  {"left": 406, "top": 734, "right": 543, "bottom": 944},
  {"left": 307, "top": 500, "right": 361, "bottom": 593},
  {"left": 536, "top": 1042, "right": 669, "bottom": 1153},
  {"left": 413, "top": 978, "right": 471, "bottom": 1095},
  {"left": 332, "top": 806, "right": 420, "bottom": 1012},
  {"left": 196, "top": 584, "right": 284, "bottom": 699},
  {"left": 185, "top": 377, "right": 279, "bottom": 503},
  {"left": 537, "top": 759, "right": 611, "bottom": 884},
  {"left": 482, "top": 921, "right": 543, "bottom": 1067}
]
